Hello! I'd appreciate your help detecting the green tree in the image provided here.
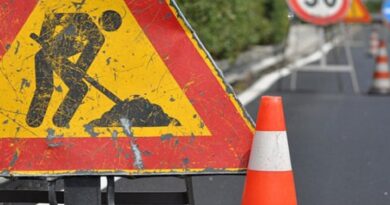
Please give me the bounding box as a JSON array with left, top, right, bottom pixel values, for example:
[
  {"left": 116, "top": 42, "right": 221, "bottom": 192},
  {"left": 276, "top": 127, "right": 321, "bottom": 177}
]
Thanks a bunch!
[
  {"left": 261, "top": 0, "right": 290, "bottom": 44},
  {"left": 175, "top": 0, "right": 289, "bottom": 59}
]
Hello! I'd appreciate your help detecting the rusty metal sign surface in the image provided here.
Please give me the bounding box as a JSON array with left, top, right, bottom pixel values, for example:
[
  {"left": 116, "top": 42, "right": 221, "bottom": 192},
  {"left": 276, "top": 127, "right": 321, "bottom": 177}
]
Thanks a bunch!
[
  {"left": 0, "top": 0, "right": 254, "bottom": 176},
  {"left": 288, "top": 0, "right": 351, "bottom": 26}
]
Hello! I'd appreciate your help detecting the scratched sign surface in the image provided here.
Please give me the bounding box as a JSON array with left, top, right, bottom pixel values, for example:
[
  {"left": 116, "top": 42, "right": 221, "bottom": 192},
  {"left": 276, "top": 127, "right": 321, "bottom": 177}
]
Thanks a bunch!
[{"left": 0, "top": 0, "right": 254, "bottom": 176}]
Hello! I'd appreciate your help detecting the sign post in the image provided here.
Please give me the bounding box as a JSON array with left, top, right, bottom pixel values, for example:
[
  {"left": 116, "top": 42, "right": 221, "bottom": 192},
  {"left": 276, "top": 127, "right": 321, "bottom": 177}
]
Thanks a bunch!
[
  {"left": 64, "top": 177, "right": 101, "bottom": 205},
  {"left": 287, "top": 0, "right": 360, "bottom": 93},
  {"left": 342, "top": 0, "right": 372, "bottom": 48}
]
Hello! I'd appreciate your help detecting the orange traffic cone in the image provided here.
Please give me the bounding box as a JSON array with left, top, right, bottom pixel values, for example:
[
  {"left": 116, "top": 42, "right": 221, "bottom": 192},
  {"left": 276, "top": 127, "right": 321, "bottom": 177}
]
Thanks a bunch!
[
  {"left": 369, "top": 29, "right": 379, "bottom": 57},
  {"left": 369, "top": 40, "right": 390, "bottom": 94},
  {"left": 241, "top": 96, "right": 297, "bottom": 205}
]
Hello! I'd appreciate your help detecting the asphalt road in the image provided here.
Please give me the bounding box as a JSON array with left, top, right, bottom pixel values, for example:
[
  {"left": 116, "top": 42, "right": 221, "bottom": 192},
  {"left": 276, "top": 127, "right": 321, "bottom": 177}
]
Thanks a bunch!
[
  {"left": 246, "top": 25, "right": 390, "bottom": 205},
  {"left": 2, "top": 25, "right": 390, "bottom": 205},
  {"left": 112, "top": 25, "right": 390, "bottom": 205}
]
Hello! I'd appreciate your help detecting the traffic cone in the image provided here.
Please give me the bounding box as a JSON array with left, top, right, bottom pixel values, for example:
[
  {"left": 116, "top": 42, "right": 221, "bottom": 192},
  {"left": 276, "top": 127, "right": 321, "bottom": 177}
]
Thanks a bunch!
[
  {"left": 241, "top": 96, "right": 297, "bottom": 205},
  {"left": 369, "top": 29, "right": 379, "bottom": 57},
  {"left": 369, "top": 40, "right": 390, "bottom": 94}
]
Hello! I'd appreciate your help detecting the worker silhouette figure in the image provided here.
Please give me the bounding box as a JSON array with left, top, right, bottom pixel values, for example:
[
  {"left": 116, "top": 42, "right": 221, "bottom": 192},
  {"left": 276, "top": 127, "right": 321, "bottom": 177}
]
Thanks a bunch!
[{"left": 26, "top": 10, "right": 122, "bottom": 127}]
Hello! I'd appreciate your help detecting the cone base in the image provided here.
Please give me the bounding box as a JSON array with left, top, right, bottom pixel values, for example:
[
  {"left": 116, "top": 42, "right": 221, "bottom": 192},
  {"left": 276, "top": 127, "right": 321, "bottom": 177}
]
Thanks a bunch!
[
  {"left": 369, "top": 51, "right": 378, "bottom": 57},
  {"left": 242, "top": 170, "right": 297, "bottom": 205},
  {"left": 368, "top": 87, "right": 390, "bottom": 95}
]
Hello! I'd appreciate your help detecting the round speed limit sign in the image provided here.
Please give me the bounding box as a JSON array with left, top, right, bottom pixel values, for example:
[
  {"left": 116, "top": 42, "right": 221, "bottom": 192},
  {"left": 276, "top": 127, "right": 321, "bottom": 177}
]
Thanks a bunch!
[{"left": 288, "top": 0, "right": 351, "bottom": 25}]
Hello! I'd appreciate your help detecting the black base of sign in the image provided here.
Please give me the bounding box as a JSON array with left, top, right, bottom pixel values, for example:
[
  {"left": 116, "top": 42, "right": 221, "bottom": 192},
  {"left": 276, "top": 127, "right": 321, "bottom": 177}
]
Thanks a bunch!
[{"left": 0, "top": 176, "right": 195, "bottom": 205}]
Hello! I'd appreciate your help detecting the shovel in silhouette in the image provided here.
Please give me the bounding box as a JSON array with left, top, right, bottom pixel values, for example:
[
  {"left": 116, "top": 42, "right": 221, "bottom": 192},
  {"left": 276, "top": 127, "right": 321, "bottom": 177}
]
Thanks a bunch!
[
  {"left": 30, "top": 33, "right": 180, "bottom": 127},
  {"left": 30, "top": 33, "right": 122, "bottom": 104}
]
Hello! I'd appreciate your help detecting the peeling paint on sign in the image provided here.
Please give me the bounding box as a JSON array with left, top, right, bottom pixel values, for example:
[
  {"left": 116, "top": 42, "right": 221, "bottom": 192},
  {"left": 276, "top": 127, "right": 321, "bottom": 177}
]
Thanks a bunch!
[{"left": 120, "top": 118, "right": 144, "bottom": 170}]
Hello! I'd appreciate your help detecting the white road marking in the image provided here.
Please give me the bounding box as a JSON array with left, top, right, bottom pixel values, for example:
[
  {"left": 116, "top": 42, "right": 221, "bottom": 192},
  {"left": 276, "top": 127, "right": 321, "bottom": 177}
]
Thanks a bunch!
[{"left": 238, "top": 39, "right": 338, "bottom": 106}]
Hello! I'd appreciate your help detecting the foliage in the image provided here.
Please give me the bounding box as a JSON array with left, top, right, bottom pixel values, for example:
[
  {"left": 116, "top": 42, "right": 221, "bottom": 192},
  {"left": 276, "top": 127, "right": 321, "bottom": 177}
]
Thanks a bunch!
[
  {"left": 175, "top": 0, "right": 289, "bottom": 59},
  {"left": 365, "top": 0, "right": 382, "bottom": 13}
]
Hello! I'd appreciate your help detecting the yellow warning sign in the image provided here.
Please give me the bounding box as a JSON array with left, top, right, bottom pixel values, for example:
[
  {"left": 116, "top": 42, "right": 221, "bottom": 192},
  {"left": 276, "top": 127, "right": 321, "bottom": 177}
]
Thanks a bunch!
[
  {"left": 344, "top": 0, "right": 372, "bottom": 23},
  {"left": 0, "top": 0, "right": 211, "bottom": 138},
  {"left": 0, "top": 0, "right": 255, "bottom": 176}
]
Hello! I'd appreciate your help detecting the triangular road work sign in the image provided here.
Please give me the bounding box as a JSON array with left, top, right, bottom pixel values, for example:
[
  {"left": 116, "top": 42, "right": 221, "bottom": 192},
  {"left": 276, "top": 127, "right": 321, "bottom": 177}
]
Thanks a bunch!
[
  {"left": 344, "top": 0, "right": 372, "bottom": 23},
  {"left": 0, "top": 0, "right": 254, "bottom": 176}
]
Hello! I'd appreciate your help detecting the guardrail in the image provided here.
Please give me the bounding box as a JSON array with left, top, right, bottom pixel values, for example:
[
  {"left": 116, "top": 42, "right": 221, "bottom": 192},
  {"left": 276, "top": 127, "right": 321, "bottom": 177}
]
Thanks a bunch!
[{"left": 222, "top": 24, "right": 355, "bottom": 85}]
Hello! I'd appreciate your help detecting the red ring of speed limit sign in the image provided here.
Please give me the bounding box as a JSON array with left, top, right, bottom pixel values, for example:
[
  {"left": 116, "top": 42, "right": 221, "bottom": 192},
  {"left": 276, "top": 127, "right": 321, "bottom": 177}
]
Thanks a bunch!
[{"left": 288, "top": 0, "right": 351, "bottom": 26}]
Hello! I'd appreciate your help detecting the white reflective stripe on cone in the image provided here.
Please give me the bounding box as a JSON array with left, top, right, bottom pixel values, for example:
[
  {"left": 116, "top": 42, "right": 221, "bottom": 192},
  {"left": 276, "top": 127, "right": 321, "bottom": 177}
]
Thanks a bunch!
[
  {"left": 377, "top": 64, "right": 389, "bottom": 72},
  {"left": 374, "top": 78, "right": 390, "bottom": 88},
  {"left": 378, "top": 49, "right": 387, "bottom": 56},
  {"left": 248, "top": 131, "right": 292, "bottom": 171}
]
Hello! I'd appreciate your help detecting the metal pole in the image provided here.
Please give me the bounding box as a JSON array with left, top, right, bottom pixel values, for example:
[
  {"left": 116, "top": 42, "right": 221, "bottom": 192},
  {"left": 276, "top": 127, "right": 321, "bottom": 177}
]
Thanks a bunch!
[
  {"left": 334, "top": 24, "right": 344, "bottom": 93},
  {"left": 47, "top": 178, "right": 58, "bottom": 205},
  {"left": 278, "top": 10, "right": 295, "bottom": 91},
  {"left": 340, "top": 23, "right": 360, "bottom": 94},
  {"left": 289, "top": 16, "right": 302, "bottom": 91},
  {"left": 185, "top": 176, "right": 195, "bottom": 205},
  {"left": 64, "top": 177, "right": 101, "bottom": 205},
  {"left": 106, "top": 176, "right": 115, "bottom": 205},
  {"left": 320, "top": 26, "right": 327, "bottom": 68}
]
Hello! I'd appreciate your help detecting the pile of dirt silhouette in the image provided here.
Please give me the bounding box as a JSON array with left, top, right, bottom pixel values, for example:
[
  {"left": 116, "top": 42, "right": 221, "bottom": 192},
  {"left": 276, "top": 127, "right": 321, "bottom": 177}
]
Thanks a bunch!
[{"left": 88, "top": 96, "right": 181, "bottom": 127}]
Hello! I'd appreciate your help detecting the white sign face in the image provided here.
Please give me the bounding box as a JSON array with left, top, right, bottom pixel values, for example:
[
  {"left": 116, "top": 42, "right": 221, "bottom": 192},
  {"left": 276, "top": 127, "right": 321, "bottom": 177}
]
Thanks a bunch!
[
  {"left": 288, "top": 0, "right": 350, "bottom": 25},
  {"left": 297, "top": 0, "right": 344, "bottom": 17}
]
